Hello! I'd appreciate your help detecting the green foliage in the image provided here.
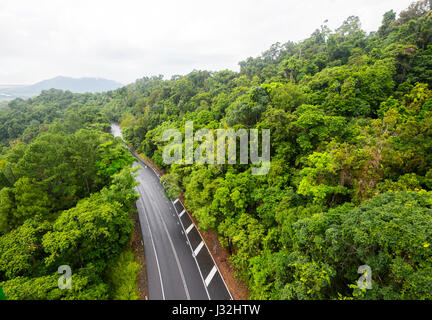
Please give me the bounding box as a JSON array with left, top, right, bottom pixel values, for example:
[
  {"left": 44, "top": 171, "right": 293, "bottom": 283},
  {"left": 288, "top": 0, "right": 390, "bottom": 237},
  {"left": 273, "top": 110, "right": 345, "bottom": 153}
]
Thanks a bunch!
[
  {"left": 96, "top": 138, "right": 135, "bottom": 178},
  {"left": 106, "top": 250, "right": 140, "bottom": 300},
  {"left": 42, "top": 192, "right": 133, "bottom": 268},
  {"left": 339, "top": 192, "right": 432, "bottom": 299},
  {"left": 1, "top": 272, "right": 109, "bottom": 300},
  {"left": 109, "top": 2, "right": 432, "bottom": 300},
  {"left": 0, "top": 219, "right": 50, "bottom": 279},
  {"left": 0, "top": 98, "right": 139, "bottom": 299},
  {"left": 2, "top": 0, "right": 432, "bottom": 300},
  {"left": 226, "top": 86, "right": 270, "bottom": 126},
  {"left": 0, "top": 283, "right": 6, "bottom": 300}
]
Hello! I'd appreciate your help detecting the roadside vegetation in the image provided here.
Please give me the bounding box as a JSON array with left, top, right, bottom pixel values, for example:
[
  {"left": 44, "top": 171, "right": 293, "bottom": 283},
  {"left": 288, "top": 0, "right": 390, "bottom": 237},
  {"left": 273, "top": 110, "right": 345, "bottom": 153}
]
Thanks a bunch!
[
  {"left": 0, "top": 91, "right": 139, "bottom": 299},
  {"left": 1, "top": 0, "right": 432, "bottom": 300},
  {"left": 112, "top": 1, "right": 432, "bottom": 299}
]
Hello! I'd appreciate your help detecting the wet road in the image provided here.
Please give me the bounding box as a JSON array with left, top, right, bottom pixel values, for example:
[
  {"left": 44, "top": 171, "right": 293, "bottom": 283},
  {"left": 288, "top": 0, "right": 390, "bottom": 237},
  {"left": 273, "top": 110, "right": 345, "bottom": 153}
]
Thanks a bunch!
[{"left": 111, "top": 123, "right": 231, "bottom": 300}]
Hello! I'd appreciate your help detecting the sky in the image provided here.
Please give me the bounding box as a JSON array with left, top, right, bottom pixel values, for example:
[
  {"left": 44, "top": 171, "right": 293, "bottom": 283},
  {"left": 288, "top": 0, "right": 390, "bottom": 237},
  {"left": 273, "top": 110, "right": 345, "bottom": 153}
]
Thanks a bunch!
[{"left": 0, "top": 0, "right": 414, "bottom": 85}]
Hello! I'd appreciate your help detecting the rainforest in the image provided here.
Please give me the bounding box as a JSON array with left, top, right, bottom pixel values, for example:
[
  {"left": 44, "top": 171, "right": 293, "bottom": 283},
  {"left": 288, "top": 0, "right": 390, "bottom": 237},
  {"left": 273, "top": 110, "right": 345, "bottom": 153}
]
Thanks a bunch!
[{"left": 1, "top": 0, "right": 432, "bottom": 300}]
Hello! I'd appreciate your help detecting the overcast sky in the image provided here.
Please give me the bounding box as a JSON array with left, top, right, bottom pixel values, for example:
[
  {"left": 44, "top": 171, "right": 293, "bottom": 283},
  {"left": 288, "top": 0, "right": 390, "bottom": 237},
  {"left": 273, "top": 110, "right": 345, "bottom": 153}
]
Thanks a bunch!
[{"left": 0, "top": 0, "right": 414, "bottom": 85}]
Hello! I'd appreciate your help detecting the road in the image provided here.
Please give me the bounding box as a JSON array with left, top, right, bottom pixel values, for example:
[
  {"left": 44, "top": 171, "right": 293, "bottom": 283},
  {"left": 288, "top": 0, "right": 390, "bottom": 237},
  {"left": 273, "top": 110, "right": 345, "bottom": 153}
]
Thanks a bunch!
[{"left": 111, "top": 123, "right": 232, "bottom": 300}]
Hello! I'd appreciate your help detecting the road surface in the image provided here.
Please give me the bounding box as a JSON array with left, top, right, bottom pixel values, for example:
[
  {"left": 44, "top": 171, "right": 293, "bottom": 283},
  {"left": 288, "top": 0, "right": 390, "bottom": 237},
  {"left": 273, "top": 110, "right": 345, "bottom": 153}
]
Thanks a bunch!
[{"left": 111, "top": 123, "right": 232, "bottom": 300}]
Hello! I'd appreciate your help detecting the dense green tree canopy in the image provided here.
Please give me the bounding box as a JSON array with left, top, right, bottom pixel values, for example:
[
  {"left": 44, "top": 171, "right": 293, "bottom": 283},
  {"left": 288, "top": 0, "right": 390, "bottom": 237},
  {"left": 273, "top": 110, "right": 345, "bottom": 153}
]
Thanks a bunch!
[
  {"left": 0, "top": 92, "right": 138, "bottom": 299},
  {"left": 111, "top": 1, "right": 432, "bottom": 300},
  {"left": 1, "top": 0, "right": 432, "bottom": 300}
]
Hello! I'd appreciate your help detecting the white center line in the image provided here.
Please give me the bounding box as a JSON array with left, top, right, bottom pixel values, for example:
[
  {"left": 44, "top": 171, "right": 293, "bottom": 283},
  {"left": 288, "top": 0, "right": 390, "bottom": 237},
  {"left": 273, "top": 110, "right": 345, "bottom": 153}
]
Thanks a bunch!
[
  {"left": 137, "top": 195, "right": 165, "bottom": 300},
  {"left": 144, "top": 184, "right": 191, "bottom": 300}
]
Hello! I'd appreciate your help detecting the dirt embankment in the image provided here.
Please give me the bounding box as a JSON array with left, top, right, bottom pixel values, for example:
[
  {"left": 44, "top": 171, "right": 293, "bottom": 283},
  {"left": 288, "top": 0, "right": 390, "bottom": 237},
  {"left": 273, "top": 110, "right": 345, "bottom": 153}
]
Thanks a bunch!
[{"left": 180, "top": 194, "right": 250, "bottom": 300}]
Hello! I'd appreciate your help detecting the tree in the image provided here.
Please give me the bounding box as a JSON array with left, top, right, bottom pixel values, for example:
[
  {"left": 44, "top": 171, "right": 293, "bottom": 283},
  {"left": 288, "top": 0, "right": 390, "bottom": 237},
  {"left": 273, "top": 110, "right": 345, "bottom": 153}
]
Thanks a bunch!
[
  {"left": 0, "top": 188, "right": 15, "bottom": 233},
  {"left": 0, "top": 219, "right": 50, "bottom": 280},
  {"left": 226, "top": 86, "right": 270, "bottom": 127},
  {"left": 378, "top": 10, "right": 397, "bottom": 37},
  {"left": 13, "top": 177, "right": 50, "bottom": 226},
  {"left": 42, "top": 193, "right": 134, "bottom": 269}
]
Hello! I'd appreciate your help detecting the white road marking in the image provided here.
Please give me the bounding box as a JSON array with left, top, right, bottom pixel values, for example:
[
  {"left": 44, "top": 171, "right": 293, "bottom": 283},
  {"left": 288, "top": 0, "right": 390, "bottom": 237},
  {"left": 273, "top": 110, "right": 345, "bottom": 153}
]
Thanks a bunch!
[
  {"left": 144, "top": 185, "right": 191, "bottom": 300},
  {"left": 185, "top": 224, "right": 194, "bottom": 234},
  {"left": 179, "top": 210, "right": 186, "bottom": 217},
  {"left": 205, "top": 266, "right": 218, "bottom": 287},
  {"left": 193, "top": 241, "right": 205, "bottom": 257},
  {"left": 172, "top": 200, "right": 211, "bottom": 300},
  {"left": 132, "top": 156, "right": 224, "bottom": 300},
  {"left": 137, "top": 196, "right": 165, "bottom": 300}
]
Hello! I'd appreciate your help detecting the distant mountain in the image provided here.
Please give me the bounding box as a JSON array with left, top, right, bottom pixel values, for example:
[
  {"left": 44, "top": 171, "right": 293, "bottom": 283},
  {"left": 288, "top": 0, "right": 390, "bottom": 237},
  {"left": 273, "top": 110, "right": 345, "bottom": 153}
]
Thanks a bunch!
[{"left": 0, "top": 76, "right": 123, "bottom": 99}]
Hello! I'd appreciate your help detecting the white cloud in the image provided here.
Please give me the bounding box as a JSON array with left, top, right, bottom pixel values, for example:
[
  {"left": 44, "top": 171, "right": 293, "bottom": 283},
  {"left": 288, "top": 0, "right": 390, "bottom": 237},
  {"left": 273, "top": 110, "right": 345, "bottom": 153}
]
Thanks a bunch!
[{"left": 0, "top": 0, "right": 414, "bottom": 84}]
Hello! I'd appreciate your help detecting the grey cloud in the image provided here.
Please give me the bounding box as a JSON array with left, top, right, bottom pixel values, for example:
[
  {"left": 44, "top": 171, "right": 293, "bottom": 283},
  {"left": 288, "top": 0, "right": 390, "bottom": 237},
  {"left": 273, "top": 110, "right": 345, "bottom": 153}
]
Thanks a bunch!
[{"left": 0, "top": 0, "right": 414, "bottom": 84}]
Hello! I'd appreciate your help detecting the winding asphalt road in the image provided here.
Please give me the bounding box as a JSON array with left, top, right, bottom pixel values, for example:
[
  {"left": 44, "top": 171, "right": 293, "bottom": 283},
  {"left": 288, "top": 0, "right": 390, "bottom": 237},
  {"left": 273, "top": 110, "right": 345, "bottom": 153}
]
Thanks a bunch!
[{"left": 111, "top": 124, "right": 231, "bottom": 300}]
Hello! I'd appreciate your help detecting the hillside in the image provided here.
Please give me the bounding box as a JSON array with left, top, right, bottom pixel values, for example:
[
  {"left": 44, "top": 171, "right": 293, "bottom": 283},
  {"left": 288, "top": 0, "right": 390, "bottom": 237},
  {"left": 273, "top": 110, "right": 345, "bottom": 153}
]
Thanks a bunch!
[
  {"left": 110, "top": 0, "right": 432, "bottom": 300},
  {"left": 0, "top": 76, "right": 123, "bottom": 99},
  {"left": 1, "top": 0, "right": 432, "bottom": 300}
]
